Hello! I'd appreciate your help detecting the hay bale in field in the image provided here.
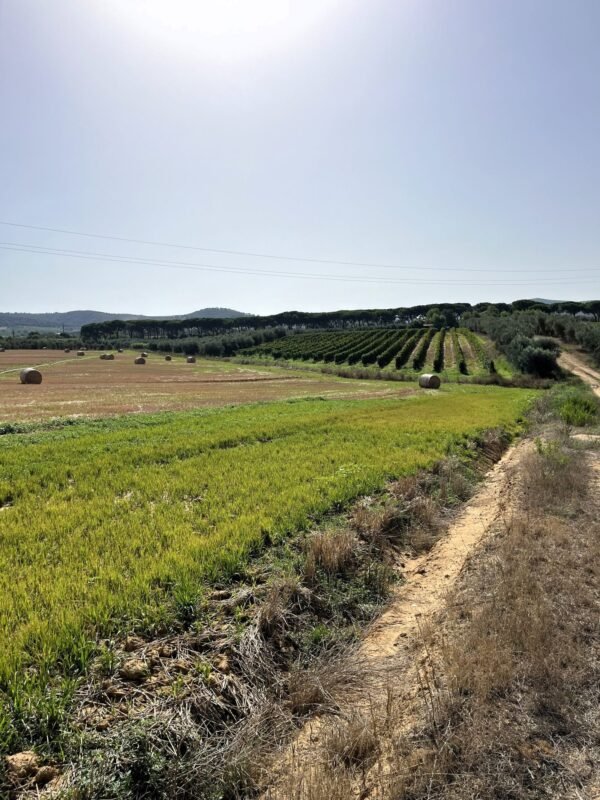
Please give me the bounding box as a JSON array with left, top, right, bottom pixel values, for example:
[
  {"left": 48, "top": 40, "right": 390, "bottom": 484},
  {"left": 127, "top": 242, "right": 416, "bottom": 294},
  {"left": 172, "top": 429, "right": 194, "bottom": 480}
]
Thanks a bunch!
[
  {"left": 118, "top": 348, "right": 123, "bottom": 353},
  {"left": 77, "top": 350, "right": 85, "bottom": 356},
  {"left": 20, "top": 368, "right": 43, "bottom": 385},
  {"left": 105, "top": 353, "right": 115, "bottom": 360},
  {"left": 100, "top": 353, "right": 107, "bottom": 360},
  {"left": 165, "top": 355, "right": 172, "bottom": 361},
  {"left": 141, "top": 351, "right": 149, "bottom": 357},
  {"left": 186, "top": 355, "right": 196, "bottom": 363},
  {"left": 0, "top": 347, "right": 5, "bottom": 352},
  {"left": 64, "top": 348, "right": 71, "bottom": 353},
  {"left": 134, "top": 356, "right": 146, "bottom": 365},
  {"left": 419, "top": 373, "right": 441, "bottom": 389}
]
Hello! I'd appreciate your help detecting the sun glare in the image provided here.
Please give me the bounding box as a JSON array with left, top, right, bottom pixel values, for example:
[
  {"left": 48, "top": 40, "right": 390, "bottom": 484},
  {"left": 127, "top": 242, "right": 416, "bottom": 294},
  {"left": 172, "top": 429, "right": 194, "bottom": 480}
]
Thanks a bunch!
[{"left": 107, "top": 0, "right": 340, "bottom": 63}]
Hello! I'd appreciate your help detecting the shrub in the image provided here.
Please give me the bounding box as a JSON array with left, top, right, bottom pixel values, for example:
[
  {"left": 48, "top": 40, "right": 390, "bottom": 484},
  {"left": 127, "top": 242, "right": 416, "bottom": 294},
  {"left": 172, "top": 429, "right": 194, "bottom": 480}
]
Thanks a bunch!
[
  {"left": 535, "top": 337, "right": 561, "bottom": 353},
  {"left": 553, "top": 387, "right": 599, "bottom": 426},
  {"left": 518, "top": 346, "right": 558, "bottom": 377}
]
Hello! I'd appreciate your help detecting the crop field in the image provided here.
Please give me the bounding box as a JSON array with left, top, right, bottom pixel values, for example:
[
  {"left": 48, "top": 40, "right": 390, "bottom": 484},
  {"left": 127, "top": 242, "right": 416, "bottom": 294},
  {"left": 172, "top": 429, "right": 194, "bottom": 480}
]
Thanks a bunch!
[
  {"left": 0, "top": 387, "right": 535, "bottom": 700},
  {"left": 0, "top": 349, "right": 408, "bottom": 423},
  {"left": 245, "top": 327, "right": 510, "bottom": 379}
]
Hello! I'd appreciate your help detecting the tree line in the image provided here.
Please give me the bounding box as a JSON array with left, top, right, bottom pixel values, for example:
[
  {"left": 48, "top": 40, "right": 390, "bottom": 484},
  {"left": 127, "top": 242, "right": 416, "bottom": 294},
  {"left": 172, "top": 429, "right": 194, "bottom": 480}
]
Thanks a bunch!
[
  {"left": 462, "top": 306, "right": 600, "bottom": 375},
  {"left": 78, "top": 300, "right": 600, "bottom": 343}
]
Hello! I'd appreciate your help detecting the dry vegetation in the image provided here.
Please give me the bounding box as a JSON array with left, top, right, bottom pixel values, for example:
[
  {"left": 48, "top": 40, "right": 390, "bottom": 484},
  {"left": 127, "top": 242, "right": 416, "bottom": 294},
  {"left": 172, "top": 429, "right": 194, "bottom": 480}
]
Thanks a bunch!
[
  {"left": 271, "top": 406, "right": 600, "bottom": 799},
  {"left": 0, "top": 349, "right": 407, "bottom": 422}
]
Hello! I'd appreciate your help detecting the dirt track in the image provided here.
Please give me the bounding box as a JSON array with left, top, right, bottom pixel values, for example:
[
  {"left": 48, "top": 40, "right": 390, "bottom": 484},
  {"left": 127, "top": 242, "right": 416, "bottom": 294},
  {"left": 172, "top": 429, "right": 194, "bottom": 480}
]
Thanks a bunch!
[{"left": 559, "top": 350, "right": 600, "bottom": 397}]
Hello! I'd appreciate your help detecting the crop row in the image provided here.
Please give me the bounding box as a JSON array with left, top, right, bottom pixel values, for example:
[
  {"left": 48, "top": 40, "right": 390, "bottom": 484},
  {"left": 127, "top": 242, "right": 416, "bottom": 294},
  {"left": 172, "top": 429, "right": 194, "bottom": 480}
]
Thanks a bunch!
[
  {"left": 394, "top": 330, "right": 423, "bottom": 368},
  {"left": 411, "top": 328, "right": 436, "bottom": 370},
  {"left": 432, "top": 329, "right": 446, "bottom": 372},
  {"left": 451, "top": 328, "right": 468, "bottom": 374},
  {"left": 459, "top": 328, "right": 493, "bottom": 370},
  {"left": 248, "top": 327, "right": 496, "bottom": 377},
  {"left": 252, "top": 328, "right": 419, "bottom": 367},
  {"left": 376, "top": 330, "right": 414, "bottom": 368}
]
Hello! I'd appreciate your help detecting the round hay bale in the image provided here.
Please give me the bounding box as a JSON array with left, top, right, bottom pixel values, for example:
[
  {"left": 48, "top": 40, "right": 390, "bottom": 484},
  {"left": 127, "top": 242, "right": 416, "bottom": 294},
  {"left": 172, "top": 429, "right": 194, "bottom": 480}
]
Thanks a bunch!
[
  {"left": 64, "top": 348, "right": 71, "bottom": 353},
  {"left": 20, "top": 368, "right": 42, "bottom": 385},
  {"left": 134, "top": 356, "right": 146, "bottom": 365},
  {"left": 100, "top": 353, "right": 107, "bottom": 360},
  {"left": 186, "top": 355, "right": 196, "bottom": 364},
  {"left": 165, "top": 355, "right": 172, "bottom": 361},
  {"left": 105, "top": 353, "right": 115, "bottom": 360},
  {"left": 419, "top": 373, "right": 441, "bottom": 389},
  {"left": 141, "top": 351, "right": 149, "bottom": 357},
  {"left": 77, "top": 350, "right": 85, "bottom": 356},
  {"left": 0, "top": 347, "right": 6, "bottom": 352},
  {"left": 118, "top": 348, "right": 123, "bottom": 353}
]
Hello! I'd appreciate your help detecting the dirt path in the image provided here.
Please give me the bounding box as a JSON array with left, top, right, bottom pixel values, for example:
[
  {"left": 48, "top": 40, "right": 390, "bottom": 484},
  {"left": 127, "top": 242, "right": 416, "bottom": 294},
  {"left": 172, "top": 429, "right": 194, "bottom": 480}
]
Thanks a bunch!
[
  {"left": 264, "top": 438, "right": 531, "bottom": 796},
  {"left": 360, "top": 442, "right": 526, "bottom": 661},
  {"left": 559, "top": 350, "right": 600, "bottom": 397}
]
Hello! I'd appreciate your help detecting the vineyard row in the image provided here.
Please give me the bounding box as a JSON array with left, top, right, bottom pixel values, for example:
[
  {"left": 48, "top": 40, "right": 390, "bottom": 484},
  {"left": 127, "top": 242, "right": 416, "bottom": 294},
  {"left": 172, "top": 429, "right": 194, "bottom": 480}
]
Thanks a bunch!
[{"left": 246, "top": 328, "right": 495, "bottom": 375}]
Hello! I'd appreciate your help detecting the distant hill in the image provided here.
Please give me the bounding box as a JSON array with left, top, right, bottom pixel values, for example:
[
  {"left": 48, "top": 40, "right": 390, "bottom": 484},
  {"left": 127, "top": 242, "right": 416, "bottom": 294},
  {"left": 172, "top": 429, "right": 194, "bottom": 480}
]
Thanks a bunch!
[
  {"left": 0, "top": 308, "right": 248, "bottom": 333},
  {"left": 531, "top": 298, "right": 562, "bottom": 305},
  {"left": 184, "top": 308, "right": 248, "bottom": 320}
]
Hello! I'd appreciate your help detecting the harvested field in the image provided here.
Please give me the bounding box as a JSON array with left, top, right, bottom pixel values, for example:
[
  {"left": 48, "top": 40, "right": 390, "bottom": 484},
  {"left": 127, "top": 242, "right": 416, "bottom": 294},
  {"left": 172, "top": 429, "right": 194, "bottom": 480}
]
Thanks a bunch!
[{"left": 0, "top": 349, "right": 408, "bottom": 422}]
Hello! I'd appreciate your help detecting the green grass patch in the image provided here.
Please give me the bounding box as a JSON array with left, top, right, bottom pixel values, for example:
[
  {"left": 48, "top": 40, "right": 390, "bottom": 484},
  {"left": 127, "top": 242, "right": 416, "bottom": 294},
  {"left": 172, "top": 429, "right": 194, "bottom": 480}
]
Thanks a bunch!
[
  {"left": 551, "top": 384, "right": 599, "bottom": 426},
  {"left": 0, "top": 387, "right": 534, "bottom": 691}
]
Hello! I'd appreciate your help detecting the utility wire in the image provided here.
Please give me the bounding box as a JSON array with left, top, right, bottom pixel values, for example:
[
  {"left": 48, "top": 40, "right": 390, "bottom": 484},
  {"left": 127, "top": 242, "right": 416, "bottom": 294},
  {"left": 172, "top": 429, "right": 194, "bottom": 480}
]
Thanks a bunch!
[
  {"left": 0, "top": 220, "right": 597, "bottom": 275},
  {"left": 1, "top": 242, "right": 598, "bottom": 287}
]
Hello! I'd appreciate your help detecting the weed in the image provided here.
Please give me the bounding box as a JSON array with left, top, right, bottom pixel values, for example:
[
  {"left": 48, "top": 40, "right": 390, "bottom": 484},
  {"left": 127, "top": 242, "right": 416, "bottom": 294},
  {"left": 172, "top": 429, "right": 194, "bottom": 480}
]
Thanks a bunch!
[{"left": 325, "top": 712, "right": 379, "bottom": 769}]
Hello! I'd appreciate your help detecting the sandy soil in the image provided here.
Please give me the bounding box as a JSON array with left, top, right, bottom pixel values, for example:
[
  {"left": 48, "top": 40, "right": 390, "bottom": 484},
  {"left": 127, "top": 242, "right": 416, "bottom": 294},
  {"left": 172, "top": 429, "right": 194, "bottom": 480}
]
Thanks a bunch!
[{"left": 360, "top": 441, "right": 528, "bottom": 661}]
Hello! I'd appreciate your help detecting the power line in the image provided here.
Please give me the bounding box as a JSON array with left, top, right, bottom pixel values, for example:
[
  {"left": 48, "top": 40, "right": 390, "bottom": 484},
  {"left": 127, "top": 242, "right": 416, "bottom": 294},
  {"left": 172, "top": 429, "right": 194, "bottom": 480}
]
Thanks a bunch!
[
  {"left": 1, "top": 242, "right": 598, "bottom": 287},
  {"left": 0, "top": 219, "right": 597, "bottom": 275}
]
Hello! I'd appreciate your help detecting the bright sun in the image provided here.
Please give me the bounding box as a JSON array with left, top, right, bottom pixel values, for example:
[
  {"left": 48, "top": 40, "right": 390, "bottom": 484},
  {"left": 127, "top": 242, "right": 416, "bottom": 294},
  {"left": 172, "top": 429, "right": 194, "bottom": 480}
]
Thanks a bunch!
[{"left": 108, "top": 0, "right": 340, "bottom": 63}]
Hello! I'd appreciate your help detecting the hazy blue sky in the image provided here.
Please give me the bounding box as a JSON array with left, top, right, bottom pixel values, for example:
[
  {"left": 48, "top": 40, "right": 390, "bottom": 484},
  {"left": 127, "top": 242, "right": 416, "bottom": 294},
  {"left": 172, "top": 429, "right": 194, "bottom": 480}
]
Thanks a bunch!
[{"left": 1, "top": 0, "right": 599, "bottom": 315}]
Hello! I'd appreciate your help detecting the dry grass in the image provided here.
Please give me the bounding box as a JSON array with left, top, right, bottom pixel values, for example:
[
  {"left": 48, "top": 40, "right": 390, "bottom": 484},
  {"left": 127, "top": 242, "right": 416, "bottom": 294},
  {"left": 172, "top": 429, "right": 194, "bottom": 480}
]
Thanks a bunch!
[
  {"left": 304, "top": 529, "right": 358, "bottom": 581},
  {"left": 390, "top": 435, "right": 599, "bottom": 799},
  {"left": 324, "top": 711, "right": 379, "bottom": 770},
  {"left": 0, "top": 349, "right": 408, "bottom": 422},
  {"left": 274, "top": 430, "right": 600, "bottom": 800},
  {"left": 350, "top": 450, "right": 487, "bottom": 556}
]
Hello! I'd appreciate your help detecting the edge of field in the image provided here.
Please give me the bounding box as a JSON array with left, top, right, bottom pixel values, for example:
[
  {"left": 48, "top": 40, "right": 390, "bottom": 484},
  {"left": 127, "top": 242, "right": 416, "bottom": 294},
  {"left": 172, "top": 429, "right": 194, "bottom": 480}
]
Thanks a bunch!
[{"left": 0, "top": 384, "right": 540, "bottom": 798}]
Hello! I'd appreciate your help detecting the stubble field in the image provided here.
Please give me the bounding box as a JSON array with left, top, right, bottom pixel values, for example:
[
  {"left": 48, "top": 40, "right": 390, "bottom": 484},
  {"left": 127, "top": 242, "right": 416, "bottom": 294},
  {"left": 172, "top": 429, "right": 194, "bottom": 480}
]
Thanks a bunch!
[{"left": 0, "top": 349, "right": 408, "bottom": 423}]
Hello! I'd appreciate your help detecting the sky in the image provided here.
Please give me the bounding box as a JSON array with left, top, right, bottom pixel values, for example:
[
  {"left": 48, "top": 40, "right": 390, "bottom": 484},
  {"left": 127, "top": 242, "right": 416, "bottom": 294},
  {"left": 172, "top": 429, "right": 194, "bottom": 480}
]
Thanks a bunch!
[{"left": 0, "top": 0, "right": 599, "bottom": 316}]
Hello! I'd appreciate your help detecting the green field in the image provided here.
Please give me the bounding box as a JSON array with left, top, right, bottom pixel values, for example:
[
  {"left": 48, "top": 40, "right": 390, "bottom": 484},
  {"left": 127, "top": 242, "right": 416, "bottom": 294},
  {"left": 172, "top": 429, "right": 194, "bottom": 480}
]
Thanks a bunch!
[
  {"left": 0, "top": 385, "right": 535, "bottom": 696},
  {"left": 244, "top": 327, "right": 511, "bottom": 380}
]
